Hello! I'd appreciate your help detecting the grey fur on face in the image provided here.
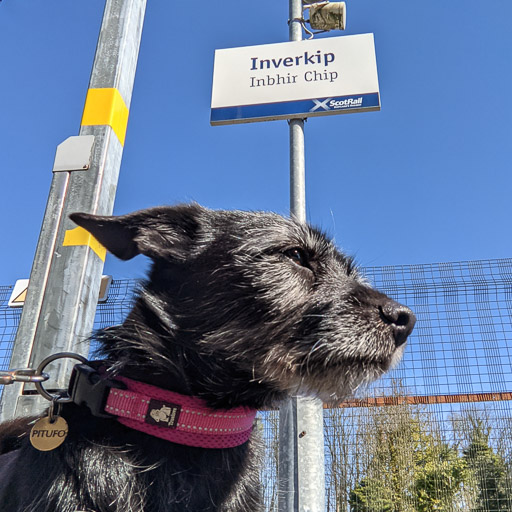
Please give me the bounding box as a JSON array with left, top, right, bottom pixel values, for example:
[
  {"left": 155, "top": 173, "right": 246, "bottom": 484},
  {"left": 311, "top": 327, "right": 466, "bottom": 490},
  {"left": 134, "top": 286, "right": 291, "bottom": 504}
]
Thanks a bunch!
[{"left": 206, "top": 209, "right": 411, "bottom": 403}]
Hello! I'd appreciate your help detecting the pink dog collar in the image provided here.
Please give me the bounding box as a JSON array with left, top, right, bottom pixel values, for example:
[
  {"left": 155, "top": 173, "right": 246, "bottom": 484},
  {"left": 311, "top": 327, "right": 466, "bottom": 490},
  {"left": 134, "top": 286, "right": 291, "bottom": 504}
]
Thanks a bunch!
[{"left": 104, "top": 376, "right": 257, "bottom": 449}]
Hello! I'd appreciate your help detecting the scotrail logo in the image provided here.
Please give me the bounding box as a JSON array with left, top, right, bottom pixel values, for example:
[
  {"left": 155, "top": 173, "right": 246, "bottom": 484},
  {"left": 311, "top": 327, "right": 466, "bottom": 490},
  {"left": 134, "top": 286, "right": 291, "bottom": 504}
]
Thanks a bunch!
[{"left": 310, "top": 96, "right": 363, "bottom": 112}]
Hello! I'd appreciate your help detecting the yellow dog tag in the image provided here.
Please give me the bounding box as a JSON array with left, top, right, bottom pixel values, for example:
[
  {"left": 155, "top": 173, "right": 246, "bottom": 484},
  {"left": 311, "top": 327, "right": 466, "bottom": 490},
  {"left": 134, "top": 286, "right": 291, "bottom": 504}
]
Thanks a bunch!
[{"left": 30, "top": 416, "right": 68, "bottom": 451}]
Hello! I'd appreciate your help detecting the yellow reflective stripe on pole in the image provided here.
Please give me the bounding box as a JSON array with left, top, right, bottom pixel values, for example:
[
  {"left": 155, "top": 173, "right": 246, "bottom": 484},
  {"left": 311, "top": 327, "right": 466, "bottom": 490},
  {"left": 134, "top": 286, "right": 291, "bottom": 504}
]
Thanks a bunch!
[
  {"left": 81, "top": 88, "right": 129, "bottom": 146},
  {"left": 63, "top": 227, "right": 107, "bottom": 262}
]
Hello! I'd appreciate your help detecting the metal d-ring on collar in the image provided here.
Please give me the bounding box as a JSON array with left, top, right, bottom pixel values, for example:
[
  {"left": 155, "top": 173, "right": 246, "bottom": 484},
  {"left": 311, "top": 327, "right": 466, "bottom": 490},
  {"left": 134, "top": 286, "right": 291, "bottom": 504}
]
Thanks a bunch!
[{"left": 34, "top": 352, "right": 89, "bottom": 403}]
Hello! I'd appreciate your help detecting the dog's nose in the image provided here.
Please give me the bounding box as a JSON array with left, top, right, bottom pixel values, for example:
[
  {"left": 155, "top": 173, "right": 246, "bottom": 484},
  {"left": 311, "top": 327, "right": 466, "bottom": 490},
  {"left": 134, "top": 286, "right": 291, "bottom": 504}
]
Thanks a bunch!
[{"left": 380, "top": 300, "right": 416, "bottom": 347}]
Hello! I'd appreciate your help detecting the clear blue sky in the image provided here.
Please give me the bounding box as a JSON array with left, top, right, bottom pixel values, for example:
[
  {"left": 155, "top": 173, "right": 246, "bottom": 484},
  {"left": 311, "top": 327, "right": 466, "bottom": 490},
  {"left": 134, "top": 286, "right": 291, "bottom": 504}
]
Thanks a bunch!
[{"left": 0, "top": 0, "right": 510, "bottom": 284}]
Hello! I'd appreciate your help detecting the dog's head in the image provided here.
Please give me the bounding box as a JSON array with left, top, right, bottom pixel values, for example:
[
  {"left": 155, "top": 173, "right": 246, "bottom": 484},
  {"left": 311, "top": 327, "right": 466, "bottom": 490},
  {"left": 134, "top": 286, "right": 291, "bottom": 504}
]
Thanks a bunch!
[{"left": 71, "top": 204, "right": 415, "bottom": 407}]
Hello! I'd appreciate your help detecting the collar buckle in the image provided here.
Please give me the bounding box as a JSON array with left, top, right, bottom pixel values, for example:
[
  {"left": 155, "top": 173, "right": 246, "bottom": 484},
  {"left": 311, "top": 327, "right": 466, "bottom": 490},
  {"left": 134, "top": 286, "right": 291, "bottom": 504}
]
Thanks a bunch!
[{"left": 68, "top": 363, "right": 126, "bottom": 418}]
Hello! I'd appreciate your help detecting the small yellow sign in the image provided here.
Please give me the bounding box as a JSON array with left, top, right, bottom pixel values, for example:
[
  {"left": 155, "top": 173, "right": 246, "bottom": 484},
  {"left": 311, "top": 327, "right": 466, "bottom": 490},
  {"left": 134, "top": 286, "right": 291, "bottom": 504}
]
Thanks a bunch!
[{"left": 8, "top": 279, "right": 29, "bottom": 307}]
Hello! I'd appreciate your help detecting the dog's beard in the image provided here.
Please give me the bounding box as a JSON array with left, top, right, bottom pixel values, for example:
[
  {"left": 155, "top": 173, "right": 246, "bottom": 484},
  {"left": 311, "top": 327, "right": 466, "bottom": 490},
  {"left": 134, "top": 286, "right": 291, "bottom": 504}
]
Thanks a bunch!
[
  {"left": 294, "top": 343, "right": 406, "bottom": 403},
  {"left": 243, "top": 326, "right": 406, "bottom": 405}
]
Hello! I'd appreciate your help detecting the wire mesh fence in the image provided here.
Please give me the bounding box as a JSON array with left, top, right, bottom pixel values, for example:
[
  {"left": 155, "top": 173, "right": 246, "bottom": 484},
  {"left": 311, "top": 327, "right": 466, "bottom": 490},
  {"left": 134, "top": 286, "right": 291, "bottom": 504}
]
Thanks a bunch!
[
  {"left": 1, "top": 258, "right": 511, "bottom": 511},
  {"left": 0, "top": 285, "right": 20, "bottom": 395}
]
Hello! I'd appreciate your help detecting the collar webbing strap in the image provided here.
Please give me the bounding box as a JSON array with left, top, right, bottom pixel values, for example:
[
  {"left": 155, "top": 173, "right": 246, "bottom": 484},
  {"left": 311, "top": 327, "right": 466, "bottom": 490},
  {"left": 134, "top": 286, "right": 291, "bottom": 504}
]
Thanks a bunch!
[{"left": 105, "top": 376, "right": 257, "bottom": 449}]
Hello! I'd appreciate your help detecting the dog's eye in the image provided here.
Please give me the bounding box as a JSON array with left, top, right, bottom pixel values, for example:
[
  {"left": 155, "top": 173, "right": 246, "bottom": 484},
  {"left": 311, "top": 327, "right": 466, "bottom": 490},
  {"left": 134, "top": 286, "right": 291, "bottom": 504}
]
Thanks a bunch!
[{"left": 284, "top": 248, "right": 309, "bottom": 268}]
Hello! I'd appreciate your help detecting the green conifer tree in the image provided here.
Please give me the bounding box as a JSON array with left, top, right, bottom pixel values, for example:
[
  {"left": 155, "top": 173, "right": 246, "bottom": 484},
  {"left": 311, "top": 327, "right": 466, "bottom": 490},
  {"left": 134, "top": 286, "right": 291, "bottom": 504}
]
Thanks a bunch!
[{"left": 462, "top": 418, "right": 512, "bottom": 512}]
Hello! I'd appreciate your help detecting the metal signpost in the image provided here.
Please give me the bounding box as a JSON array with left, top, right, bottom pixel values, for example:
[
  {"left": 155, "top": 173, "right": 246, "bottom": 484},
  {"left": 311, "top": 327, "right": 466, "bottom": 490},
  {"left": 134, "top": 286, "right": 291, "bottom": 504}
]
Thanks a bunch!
[
  {"left": 277, "top": 4, "right": 326, "bottom": 511},
  {"left": 0, "top": 0, "right": 147, "bottom": 422}
]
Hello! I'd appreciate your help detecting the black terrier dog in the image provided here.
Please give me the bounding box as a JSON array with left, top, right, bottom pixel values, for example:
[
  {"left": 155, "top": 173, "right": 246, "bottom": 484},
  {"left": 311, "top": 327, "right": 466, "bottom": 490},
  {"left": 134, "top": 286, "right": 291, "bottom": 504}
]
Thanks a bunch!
[{"left": 0, "top": 204, "right": 415, "bottom": 511}]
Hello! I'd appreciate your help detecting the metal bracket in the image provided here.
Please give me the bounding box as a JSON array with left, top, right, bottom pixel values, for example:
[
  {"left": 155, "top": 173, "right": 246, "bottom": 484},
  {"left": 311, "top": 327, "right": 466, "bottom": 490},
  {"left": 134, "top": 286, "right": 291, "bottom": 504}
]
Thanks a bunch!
[{"left": 52, "top": 135, "right": 95, "bottom": 172}]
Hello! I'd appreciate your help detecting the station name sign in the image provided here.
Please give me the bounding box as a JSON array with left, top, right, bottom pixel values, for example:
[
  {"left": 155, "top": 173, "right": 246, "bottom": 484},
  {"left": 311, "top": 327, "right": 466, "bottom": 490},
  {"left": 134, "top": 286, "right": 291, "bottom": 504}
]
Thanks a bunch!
[{"left": 211, "top": 34, "right": 380, "bottom": 125}]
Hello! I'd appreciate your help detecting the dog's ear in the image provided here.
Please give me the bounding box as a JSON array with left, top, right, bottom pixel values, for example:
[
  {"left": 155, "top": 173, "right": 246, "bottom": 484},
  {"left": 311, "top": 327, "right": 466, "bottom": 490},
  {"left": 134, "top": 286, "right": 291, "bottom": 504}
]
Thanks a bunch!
[{"left": 69, "top": 204, "right": 205, "bottom": 261}]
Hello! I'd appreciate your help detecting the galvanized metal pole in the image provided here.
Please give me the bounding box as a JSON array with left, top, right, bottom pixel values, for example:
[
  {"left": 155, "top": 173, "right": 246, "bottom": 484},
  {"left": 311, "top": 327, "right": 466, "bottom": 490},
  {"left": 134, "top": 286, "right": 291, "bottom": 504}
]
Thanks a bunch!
[
  {"left": 0, "top": 0, "right": 147, "bottom": 421},
  {"left": 278, "top": 1, "right": 326, "bottom": 511}
]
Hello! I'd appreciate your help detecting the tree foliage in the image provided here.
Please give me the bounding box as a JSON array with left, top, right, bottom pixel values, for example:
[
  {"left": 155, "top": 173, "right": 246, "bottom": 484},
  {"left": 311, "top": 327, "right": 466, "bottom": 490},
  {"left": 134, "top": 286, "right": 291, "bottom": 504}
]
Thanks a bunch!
[
  {"left": 414, "top": 441, "right": 467, "bottom": 512},
  {"left": 462, "top": 417, "right": 512, "bottom": 512},
  {"left": 349, "top": 477, "right": 393, "bottom": 512},
  {"left": 348, "top": 404, "right": 467, "bottom": 512},
  {"left": 325, "top": 384, "right": 512, "bottom": 512}
]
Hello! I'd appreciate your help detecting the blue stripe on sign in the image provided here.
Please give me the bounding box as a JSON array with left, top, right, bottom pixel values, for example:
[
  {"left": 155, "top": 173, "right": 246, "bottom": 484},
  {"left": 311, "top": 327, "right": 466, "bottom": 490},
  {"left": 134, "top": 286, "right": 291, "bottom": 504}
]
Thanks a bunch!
[{"left": 211, "top": 93, "right": 380, "bottom": 124}]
